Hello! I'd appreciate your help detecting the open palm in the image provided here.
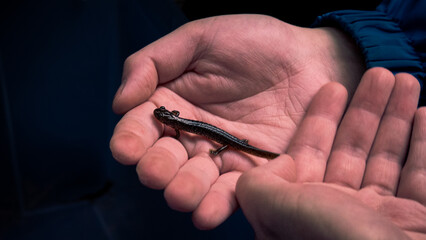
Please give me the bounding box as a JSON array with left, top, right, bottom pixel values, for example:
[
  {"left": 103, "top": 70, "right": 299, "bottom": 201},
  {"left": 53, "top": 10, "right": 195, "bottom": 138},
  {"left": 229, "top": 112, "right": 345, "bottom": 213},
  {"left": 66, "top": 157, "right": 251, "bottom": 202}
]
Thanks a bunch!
[
  {"left": 237, "top": 69, "right": 426, "bottom": 239},
  {"left": 110, "top": 15, "right": 364, "bottom": 229}
]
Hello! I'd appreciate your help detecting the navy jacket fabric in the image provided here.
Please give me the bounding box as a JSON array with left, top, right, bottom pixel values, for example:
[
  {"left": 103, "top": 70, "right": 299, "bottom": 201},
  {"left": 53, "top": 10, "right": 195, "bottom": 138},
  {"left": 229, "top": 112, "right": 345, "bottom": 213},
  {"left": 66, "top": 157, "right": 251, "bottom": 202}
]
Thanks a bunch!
[
  {"left": 313, "top": 0, "right": 426, "bottom": 105},
  {"left": 0, "top": 0, "right": 253, "bottom": 239}
]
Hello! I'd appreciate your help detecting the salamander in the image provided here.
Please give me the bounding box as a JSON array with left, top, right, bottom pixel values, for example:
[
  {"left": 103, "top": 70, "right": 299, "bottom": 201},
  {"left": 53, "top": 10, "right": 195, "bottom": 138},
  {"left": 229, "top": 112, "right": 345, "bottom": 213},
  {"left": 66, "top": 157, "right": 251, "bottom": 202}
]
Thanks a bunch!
[{"left": 153, "top": 106, "right": 279, "bottom": 159}]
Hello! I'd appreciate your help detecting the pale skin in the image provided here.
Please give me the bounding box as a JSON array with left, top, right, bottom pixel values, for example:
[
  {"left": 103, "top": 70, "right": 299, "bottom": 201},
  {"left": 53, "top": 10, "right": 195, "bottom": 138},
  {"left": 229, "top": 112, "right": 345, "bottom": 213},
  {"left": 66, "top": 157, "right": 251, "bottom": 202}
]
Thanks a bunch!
[
  {"left": 109, "top": 14, "right": 426, "bottom": 238},
  {"left": 237, "top": 70, "right": 426, "bottom": 239}
]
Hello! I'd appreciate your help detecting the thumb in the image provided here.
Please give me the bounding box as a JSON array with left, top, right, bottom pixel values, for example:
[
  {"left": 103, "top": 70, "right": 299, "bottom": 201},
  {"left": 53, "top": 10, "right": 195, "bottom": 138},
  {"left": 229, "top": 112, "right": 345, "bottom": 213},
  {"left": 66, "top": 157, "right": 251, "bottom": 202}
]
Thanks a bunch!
[
  {"left": 235, "top": 155, "right": 298, "bottom": 239},
  {"left": 236, "top": 155, "right": 296, "bottom": 209},
  {"left": 112, "top": 23, "right": 201, "bottom": 114}
]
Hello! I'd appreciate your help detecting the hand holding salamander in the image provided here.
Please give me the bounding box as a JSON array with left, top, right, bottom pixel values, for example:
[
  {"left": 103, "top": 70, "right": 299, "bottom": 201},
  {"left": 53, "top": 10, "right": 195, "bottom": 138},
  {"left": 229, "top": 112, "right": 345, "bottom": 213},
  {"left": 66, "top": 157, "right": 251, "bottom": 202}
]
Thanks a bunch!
[
  {"left": 111, "top": 14, "right": 366, "bottom": 230},
  {"left": 153, "top": 106, "right": 279, "bottom": 159}
]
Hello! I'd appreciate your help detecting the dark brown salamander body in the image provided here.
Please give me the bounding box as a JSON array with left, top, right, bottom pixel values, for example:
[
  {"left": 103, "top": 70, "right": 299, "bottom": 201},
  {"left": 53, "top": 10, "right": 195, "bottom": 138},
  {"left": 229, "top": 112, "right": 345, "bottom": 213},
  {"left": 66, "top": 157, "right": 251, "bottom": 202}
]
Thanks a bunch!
[{"left": 153, "top": 106, "right": 279, "bottom": 159}]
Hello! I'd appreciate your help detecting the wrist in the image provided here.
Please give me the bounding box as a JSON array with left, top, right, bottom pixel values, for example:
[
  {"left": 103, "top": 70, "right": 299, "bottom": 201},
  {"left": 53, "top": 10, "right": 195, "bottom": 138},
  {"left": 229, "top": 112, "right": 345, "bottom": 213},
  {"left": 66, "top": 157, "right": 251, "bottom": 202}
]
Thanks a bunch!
[{"left": 315, "top": 27, "right": 366, "bottom": 97}]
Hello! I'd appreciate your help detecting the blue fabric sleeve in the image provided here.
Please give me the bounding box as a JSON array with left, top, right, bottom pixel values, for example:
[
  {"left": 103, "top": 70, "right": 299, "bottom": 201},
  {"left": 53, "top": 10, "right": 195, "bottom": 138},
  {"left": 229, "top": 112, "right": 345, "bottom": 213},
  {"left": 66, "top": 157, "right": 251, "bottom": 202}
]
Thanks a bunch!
[{"left": 312, "top": 1, "right": 426, "bottom": 105}]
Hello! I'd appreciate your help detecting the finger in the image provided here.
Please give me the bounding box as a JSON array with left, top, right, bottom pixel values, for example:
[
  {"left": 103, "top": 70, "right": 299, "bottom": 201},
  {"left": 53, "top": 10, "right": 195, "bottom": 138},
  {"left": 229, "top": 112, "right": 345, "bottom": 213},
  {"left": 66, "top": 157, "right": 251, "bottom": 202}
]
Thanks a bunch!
[
  {"left": 235, "top": 155, "right": 296, "bottom": 239},
  {"left": 113, "top": 23, "right": 201, "bottom": 114},
  {"left": 325, "top": 67, "right": 395, "bottom": 189},
  {"left": 236, "top": 154, "right": 296, "bottom": 193},
  {"left": 110, "top": 102, "right": 161, "bottom": 165},
  {"left": 397, "top": 107, "right": 426, "bottom": 205},
  {"left": 192, "top": 171, "right": 242, "bottom": 230},
  {"left": 164, "top": 154, "right": 219, "bottom": 212},
  {"left": 136, "top": 137, "right": 188, "bottom": 189},
  {"left": 362, "top": 73, "right": 420, "bottom": 195},
  {"left": 287, "top": 82, "right": 347, "bottom": 182},
  {"left": 235, "top": 154, "right": 296, "bottom": 232}
]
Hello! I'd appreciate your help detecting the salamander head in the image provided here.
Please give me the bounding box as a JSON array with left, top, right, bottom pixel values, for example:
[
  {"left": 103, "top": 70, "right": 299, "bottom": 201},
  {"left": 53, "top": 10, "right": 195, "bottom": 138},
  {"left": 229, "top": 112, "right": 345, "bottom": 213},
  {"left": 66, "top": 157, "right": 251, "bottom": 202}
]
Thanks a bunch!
[{"left": 153, "top": 106, "right": 177, "bottom": 123}]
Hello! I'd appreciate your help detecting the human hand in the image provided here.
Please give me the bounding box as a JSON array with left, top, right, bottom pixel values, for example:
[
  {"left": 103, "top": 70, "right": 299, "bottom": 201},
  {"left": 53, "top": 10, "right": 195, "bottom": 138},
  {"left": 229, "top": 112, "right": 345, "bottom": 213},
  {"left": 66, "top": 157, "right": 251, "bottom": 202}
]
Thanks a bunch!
[
  {"left": 110, "top": 14, "right": 365, "bottom": 229},
  {"left": 236, "top": 68, "right": 425, "bottom": 239}
]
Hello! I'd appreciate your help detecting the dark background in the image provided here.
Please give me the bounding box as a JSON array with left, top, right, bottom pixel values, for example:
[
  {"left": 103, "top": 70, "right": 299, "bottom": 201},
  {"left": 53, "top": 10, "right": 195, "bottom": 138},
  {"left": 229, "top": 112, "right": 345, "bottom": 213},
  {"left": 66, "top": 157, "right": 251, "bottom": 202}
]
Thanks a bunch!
[{"left": 179, "top": 0, "right": 381, "bottom": 26}]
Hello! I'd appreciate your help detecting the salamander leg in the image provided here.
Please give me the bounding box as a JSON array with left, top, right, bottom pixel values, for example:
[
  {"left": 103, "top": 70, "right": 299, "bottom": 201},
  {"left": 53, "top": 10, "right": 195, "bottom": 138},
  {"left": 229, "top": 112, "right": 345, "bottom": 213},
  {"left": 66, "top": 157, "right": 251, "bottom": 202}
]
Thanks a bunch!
[
  {"left": 171, "top": 110, "right": 180, "bottom": 117},
  {"left": 210, "top": 145, "right": 229, "bottom": 155},
  {"left": 174, "top": 128, "right": 180, "bottom": 139}
]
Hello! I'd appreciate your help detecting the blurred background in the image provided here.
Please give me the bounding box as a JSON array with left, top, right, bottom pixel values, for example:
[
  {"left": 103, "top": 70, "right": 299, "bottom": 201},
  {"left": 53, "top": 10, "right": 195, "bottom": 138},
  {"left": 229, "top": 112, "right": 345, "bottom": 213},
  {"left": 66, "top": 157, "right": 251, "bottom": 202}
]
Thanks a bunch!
[
  {"left": 178, "top": 0, "right": 380, "bottom": 26},
  {"left": 0, "top": 0, "right": 380, "bottom": 239}
]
